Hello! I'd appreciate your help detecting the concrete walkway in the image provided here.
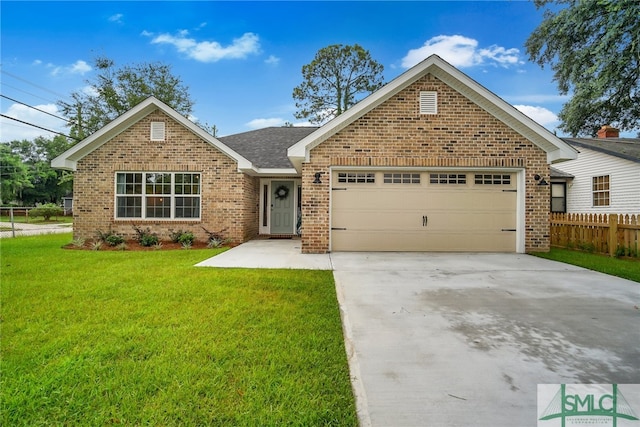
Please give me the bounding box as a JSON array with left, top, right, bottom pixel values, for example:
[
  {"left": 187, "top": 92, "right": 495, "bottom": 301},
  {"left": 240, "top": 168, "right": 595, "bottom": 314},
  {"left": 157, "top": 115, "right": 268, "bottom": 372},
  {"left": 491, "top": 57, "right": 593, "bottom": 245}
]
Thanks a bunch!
[
  {"left": 0, "top": 221, "right": 73, "bottom": 238},
  {"left": 195, "top": 238, "right": 332, "bottom": 269},
  {"left": 196, "top": 240, "right": 640, "bottom": 426}
]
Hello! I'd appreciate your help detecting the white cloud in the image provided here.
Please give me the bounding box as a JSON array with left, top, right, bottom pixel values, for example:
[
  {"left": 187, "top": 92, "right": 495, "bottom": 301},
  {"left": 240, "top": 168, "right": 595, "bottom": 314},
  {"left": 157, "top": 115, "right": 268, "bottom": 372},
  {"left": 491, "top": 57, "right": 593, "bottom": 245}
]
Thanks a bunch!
[
  {"left": 108, "top": 13, "right": 123, "bottom": 24},
  {"left": 50, "top": 60, "right": 92, "bottom": 76},
  {"left": 0, "top": 103, "right": 65, "bottom": 142},
  {"left": 150, "top": 31, "right": 260, "bottom": 62},
  {"left": 265, "top": 55, "right": 280, "bottom": 66},
  {"left": 245, "top": 118, "right": 285, "bottom": 129},
  {"left": 513, "top": 105, "right": 559, "bottom": 127},
  {"left": 401, "top": 35, "right": 521, "bottom": 69}
]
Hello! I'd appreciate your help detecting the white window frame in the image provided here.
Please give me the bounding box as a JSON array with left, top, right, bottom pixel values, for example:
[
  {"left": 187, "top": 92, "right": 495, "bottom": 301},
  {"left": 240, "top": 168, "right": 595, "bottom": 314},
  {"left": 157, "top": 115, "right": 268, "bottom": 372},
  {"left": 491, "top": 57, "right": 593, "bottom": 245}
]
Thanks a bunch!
[
  {"left": 114, "top": 172, "right": 201, "bottom": 220},
  {"left": 592, "top": 175, "right": 610, "bottom": 207}
]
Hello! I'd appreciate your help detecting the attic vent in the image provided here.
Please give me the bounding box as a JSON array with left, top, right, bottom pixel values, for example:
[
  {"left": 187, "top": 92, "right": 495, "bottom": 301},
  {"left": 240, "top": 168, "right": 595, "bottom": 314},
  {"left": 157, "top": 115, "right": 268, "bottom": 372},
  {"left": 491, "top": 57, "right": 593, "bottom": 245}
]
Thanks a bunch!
[
  {"left": 419, "top": 91, "right": 437, "bottom": 114},
  {"left": 150, "top": 122, "right": 165, "bottom": 141}
]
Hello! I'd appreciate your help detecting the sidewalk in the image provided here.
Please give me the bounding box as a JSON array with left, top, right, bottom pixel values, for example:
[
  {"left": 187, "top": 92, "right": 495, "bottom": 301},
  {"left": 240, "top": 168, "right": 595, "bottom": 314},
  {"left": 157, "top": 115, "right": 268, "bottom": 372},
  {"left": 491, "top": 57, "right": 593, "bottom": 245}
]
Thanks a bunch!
[{"left": 0, "top": 221, "right": 72, "bottom": 238}]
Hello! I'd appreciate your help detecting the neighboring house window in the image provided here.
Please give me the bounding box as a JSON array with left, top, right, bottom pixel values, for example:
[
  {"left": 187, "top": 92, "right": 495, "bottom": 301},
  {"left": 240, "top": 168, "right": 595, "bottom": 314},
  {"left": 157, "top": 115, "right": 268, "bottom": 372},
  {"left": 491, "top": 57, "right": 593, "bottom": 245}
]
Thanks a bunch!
[
  {"left": 150, "top": 122, "right": 165, "bottom": 141},
  {"left": 419, "top": 91, "right": 437, "bottom": 114},
  {"left": 550, "top": 183, "right": 566, "bottom": 213},
  {"left": 592, "top": 175, "right": 610, "bottom": 207},
  {"left": 115, "top": 172, "right": 201, "bottom": 219}
]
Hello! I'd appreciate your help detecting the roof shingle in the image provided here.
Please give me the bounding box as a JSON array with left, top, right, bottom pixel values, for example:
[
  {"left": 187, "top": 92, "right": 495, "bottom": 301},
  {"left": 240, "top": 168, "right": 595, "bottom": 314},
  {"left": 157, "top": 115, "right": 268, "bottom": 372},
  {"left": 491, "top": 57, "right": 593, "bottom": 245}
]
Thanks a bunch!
[{"left": 219, "top": 127, "right": 319, "bottom": 169}]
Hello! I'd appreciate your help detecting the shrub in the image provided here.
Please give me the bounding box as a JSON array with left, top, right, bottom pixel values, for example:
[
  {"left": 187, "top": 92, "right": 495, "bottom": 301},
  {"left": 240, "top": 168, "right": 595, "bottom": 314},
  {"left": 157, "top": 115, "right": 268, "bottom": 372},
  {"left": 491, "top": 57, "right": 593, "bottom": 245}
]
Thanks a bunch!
[
  {"left": 169, "top": 229, "right": 195, "bottom": 246},
  {"left": 168, "top": 229, "right": 184, "bottom": 243},
  {"left": 132, "top": 225, "right": 159, "bottom": 247},
  {"left": 29, "top": 203, "right": 63, "bottom": 221},
  {"left": 105, "top": 234, "right": 125, "bottom": 246},
  {"left": 95, "top": 229, "right": 124, "bottom": 246},
  {"left": 177, "top": 232, "right": 195, "bottom": 246}
]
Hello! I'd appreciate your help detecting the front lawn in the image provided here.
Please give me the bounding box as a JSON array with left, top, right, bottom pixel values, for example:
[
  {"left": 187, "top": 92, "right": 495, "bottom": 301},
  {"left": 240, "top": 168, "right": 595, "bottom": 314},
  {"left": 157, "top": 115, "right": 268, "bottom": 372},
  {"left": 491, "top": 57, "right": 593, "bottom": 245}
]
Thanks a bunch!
[
  {"left": 1, "top": 234, "right": 356, "bottom": 426},
  {"left": 0, "top": 215, "right": 73, "bottom": 224},
  {"left": 532, "top": 248, "right": 640, "bottom": 283}
]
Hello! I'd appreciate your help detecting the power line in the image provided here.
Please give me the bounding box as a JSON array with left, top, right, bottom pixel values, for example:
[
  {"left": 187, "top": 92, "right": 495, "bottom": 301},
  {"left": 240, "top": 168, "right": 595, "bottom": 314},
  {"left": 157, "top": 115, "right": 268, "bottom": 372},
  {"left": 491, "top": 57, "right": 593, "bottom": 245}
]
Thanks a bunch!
[
  {"left": 0, "top": 81, "right": 60, "bottom": 105},
  {"left": 1, "top": 94, "right": 75, "bottom": 125},
  {"left": 0, "top": 114, "right": 80, "bottom": 141},
  {"left": 1, "top": 69, "right": 73, "bottom": 103}
]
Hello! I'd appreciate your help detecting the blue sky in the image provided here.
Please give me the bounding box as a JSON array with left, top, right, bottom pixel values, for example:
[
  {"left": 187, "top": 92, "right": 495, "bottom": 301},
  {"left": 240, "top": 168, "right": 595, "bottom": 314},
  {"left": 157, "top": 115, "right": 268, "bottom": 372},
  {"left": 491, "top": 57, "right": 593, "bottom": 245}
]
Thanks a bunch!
[{"left": 1, "top": 1, "right": 572, "bottom": 142}]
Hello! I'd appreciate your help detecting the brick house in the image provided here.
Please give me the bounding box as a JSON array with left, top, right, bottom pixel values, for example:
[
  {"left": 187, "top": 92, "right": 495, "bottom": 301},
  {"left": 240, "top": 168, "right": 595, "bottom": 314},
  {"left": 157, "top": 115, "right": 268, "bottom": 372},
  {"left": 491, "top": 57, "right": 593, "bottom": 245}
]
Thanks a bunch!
[{"left": 52, "top": 55, "right": 577, "bottom": 253}]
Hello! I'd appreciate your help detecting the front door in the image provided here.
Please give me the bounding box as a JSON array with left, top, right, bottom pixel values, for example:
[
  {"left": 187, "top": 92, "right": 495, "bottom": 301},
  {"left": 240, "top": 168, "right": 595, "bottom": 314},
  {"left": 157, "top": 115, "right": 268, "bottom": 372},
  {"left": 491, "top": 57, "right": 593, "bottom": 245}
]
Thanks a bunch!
[{"left": 270, "top": 181, "right": 294, "bottom": 234}]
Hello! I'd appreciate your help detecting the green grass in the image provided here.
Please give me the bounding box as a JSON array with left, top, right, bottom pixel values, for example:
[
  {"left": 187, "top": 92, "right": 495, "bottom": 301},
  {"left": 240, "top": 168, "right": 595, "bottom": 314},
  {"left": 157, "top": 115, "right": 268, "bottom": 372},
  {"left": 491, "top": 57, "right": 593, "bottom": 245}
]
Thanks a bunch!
[
  {"left": 0, "top": 215, "right": 73, "bottom": 224},
  {"left": 1, "top": 234, "right": 357, "bottom": 426},
  {"left": 532, "top": 248, "right": 640, "bottom": 283}
]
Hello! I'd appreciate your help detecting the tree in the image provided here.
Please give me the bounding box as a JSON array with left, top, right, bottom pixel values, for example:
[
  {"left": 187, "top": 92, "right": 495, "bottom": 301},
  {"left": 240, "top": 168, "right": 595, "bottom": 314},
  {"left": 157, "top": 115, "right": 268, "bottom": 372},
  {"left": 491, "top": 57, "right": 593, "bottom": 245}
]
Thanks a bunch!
[
  {"left": 5, "top": 135, "right": 74, "bottom": 205},
  {"left": 526, "top": 0, "right": 640, "bottom": 136},
  {"left": 59, "top": 57, "right": 195, "bottom": 139},
  {"left": 0, "top": 144, "right": 33, "bottom": 205},
  {"left": 293, "top": 44, "right": 384, "bottom": 124}
]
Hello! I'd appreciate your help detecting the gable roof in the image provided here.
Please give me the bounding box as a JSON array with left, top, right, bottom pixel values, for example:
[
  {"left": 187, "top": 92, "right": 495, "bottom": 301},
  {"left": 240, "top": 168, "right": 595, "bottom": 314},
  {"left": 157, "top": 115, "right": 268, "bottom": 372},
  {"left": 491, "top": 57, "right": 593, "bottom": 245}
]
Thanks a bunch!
[
  {"left": 51, "top": 96, "right": 254, "bottom": 172},
  {"left": 561, "top": 137, "right": 640, "bottom": 164},
  {"left": 288, "top": 54, "right": 578, "bottom": 171},
  {"left": 219, "top": 127, "right": 318, "bottom": 169}
]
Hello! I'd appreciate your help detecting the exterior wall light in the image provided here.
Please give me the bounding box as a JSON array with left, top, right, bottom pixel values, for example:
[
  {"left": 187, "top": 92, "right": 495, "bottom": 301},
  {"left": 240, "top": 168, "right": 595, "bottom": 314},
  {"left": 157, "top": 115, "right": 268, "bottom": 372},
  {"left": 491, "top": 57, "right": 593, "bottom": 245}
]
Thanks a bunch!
[
  {"left": 534, "top": 174, "right": 549, "bottom": 186},
  {"left": 313, "top": 172, "right": 323, "bottom": 184}
]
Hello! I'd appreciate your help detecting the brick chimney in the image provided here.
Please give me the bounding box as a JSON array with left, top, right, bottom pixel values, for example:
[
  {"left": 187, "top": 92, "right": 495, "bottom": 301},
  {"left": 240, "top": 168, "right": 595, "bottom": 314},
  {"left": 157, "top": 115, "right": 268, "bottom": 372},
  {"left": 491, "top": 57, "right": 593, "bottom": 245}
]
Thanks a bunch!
[{"left": 597, "top": 125, "right": 619, "bottom": 138}]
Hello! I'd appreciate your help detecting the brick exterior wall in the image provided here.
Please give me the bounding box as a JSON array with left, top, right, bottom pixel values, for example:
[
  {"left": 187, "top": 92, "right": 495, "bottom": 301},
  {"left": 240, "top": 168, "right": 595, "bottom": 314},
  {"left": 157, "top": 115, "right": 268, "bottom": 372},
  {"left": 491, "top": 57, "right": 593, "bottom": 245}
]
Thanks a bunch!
[
  {"left": 72, "top": 110, "right": 259, "bottom": 244},
  {"left": 301, "top": 74, "right": 550, "bottom": 253}
]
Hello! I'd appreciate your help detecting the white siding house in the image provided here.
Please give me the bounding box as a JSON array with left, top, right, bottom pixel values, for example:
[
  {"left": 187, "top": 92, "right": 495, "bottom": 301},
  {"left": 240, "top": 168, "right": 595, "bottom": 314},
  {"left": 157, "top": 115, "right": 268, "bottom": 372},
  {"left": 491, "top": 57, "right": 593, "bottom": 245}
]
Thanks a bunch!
[{"left": 553, "top": 131, "right": 640, "bottom": 215}]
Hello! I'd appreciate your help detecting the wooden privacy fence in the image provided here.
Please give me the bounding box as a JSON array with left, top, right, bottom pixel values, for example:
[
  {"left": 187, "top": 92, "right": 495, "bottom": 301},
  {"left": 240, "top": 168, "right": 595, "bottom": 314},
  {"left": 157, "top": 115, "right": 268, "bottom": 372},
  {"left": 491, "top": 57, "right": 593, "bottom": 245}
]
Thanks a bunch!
[{"left": 549, "top": 213, "right": 639, "bottom": 257}]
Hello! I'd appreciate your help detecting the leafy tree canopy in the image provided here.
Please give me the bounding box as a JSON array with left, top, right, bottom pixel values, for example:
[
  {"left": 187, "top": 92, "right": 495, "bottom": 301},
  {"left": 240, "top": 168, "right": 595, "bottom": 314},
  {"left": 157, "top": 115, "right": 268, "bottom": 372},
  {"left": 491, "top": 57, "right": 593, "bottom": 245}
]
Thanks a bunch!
[
  {"left": 2, "top": 135, "right": 74, "bottom": 205},
  {"left": 293, "top": 44, "right": 384, "bottom": 124},
  {"left": 59, "top": 57, "right": 195, "bottom": 139},
  {"left": 526, "top": 0, "right": 640, "bottom": 136},
  {"left": 0, "top": 143, "right": 33, "bottom": 205}
]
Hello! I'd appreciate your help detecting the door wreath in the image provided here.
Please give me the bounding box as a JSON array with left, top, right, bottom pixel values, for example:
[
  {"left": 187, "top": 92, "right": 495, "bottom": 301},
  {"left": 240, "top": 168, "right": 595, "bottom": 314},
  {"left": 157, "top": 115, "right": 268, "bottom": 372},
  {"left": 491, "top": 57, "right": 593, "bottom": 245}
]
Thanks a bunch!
[{"left": 274, "top": 185, "right": 289, "bottom": 200}]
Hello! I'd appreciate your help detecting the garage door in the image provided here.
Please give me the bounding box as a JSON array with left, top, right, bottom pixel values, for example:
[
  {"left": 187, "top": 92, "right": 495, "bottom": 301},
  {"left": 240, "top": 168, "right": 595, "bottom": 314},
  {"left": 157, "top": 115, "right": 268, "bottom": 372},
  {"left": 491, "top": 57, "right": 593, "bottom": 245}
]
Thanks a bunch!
[{"left": 331, "top": 171, "right": 517, "bottom": 252}]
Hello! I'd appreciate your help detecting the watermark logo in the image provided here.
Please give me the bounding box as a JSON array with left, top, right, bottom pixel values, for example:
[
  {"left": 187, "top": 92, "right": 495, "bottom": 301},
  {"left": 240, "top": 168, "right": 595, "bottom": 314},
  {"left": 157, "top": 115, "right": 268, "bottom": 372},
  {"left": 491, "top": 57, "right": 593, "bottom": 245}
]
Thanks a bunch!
[{"left": 538, "top": 384, "right": 640, "bottom": 427}]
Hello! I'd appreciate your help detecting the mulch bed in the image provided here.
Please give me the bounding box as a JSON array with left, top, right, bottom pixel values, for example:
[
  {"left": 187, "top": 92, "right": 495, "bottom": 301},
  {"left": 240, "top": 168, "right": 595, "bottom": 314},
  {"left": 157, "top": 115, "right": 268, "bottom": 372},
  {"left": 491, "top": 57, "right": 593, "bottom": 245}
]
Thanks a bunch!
[{"left": 63, "top": 239, "right": 227, "bottom": 251}]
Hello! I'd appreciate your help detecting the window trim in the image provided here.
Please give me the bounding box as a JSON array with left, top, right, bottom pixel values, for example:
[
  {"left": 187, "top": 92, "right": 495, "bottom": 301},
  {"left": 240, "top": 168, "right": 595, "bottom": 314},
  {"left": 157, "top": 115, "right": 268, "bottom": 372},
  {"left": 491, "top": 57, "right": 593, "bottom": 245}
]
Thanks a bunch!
[
  {"left": 114, "top": 172, "right": 201, "bottom": 220},
  {"left": 592, "top": 175, "right": 610, "bottom": 207},
  {"left": 550, "top": 182, "right": 567, "bottom": 213}
]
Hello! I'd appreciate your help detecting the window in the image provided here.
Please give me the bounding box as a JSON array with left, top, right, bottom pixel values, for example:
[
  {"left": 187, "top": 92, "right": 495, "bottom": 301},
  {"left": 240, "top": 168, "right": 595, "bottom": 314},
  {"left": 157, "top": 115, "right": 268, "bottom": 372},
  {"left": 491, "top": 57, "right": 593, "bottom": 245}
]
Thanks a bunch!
[
  {"left": 150, "top": 122, "right": 165, "bottom": 141},
  {"left": 592, "top": 175, "right": 610, "bottom": 207},
  {"left": 420, "top": 91, "right": 437, "bottom": 114},
  {"left": 115, "top": 172, "right": 201, "bottom": 219},
  {"left": 429, "top": 173, "right": 466, "bottom": 184},
  {"left": 337, "top": 172, "right": 375, "bottom": 183},
  {"left": 551, "top": 183, "right": 566, "bottom": 213},
  {"left": 384, "top": 173, "right": 420, "bottom": 184},
  {"left": 474, "top": 174, "right": 511, "bottom": 185}
]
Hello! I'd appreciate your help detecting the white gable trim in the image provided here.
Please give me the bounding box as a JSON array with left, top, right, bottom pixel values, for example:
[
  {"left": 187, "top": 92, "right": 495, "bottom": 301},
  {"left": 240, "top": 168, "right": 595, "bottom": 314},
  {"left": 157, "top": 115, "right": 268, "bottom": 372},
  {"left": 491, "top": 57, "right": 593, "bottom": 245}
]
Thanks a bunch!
[
  {"left": 287, "top": 55, "right": 577, "bottom": 171},
  {"left": 51, "top": 97, "right": 253, "bottom": 171}
]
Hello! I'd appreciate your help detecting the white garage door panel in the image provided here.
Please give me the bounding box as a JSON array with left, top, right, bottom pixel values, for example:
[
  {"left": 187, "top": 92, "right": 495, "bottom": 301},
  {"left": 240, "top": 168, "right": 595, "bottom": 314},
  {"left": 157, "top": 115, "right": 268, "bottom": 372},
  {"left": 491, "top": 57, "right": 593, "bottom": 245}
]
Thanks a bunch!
[
  {"left": 332, "top": 188, "right": 427, "bottom": 210},
  {"left": 331, "top": 171, "right": 517, "bottom": 252}
]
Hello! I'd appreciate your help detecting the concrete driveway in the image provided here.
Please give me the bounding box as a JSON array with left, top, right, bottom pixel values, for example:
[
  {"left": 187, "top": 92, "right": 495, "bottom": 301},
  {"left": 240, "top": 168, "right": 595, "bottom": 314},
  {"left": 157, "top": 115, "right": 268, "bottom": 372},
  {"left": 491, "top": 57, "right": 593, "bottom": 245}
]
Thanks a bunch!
[{"left": 331, "top": 252, "right": 640, "bottom": 427}]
